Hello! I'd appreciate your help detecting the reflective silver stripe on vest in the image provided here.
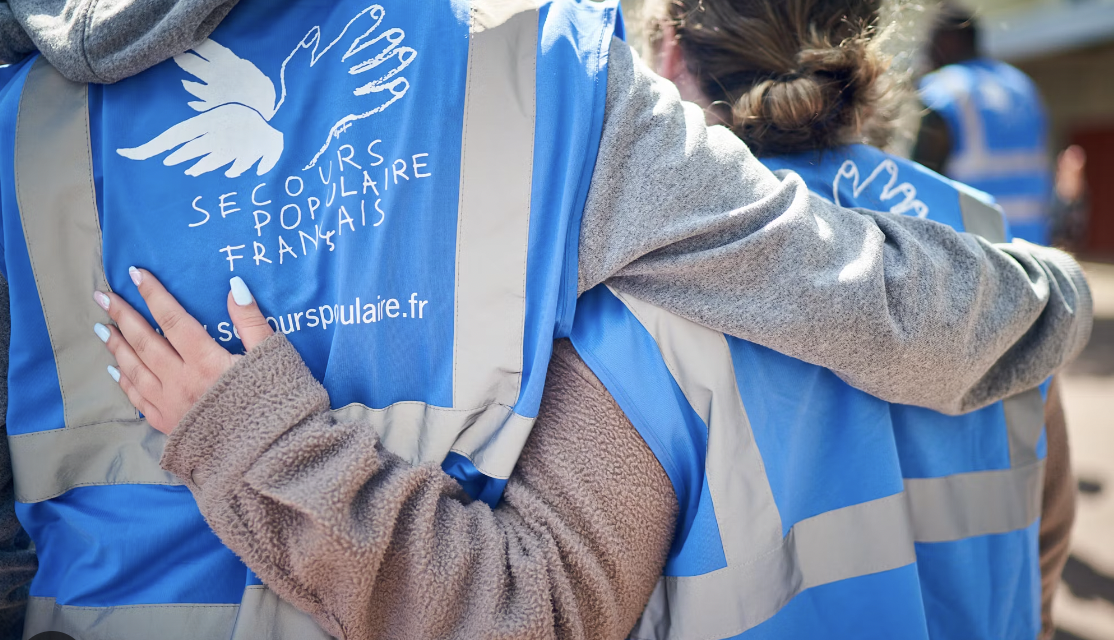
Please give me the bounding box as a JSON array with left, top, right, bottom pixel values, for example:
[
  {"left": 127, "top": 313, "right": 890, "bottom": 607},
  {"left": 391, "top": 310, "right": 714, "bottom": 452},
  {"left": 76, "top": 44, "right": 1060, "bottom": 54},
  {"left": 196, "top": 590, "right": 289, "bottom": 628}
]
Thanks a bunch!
[
  {"left": 996, "top": 196, "right": 1048, "bottom": 225},
  {"left": 24, "top": 587, "right": 335, "bottom": 640},
  {"left": 1005, "top": 386, "right": 1045, "bottom": 469},
  {"left": 945, "top": 89, "right": 1049, "bottom": 182},
  {"left": 453, "top": 1, "right": 538, "bottom": 410},
  {"left": 14, "top": 58, "right": 139, "bottom": 430},
  {"left": 333, "top": 400, "right": 534, "bottom": 479},
  {"left": 10, "top": 420, "right": 177, "bottom": 503},
  {"left": 958, "top": 185, "right": 1047, "bottom": 540},
  {"left": 10, "top": 58, "right": 177, "bottom": 504},
  {"left": 230, "top": 586, "right": 335, "bottom": 640},
  {"left": 906, "top": 459, "right": 1044, "bottom": 543},
  {"left": 23, "top": 597, "right": 240, "bottom": 640},
  {"left": 958, "top": 190, "right": 1007, "bottom": 244},
  {"left": 616, "top": 288, "right": 917, "bottom": 640},
  {"left": 10, "top": 2, "right": 541, "bottom": 502}
]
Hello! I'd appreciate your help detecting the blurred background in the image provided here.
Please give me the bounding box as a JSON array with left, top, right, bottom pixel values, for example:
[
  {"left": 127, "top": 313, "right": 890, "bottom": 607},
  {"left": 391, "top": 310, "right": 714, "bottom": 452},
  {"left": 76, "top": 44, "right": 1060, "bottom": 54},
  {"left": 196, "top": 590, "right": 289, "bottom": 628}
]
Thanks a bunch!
[
  {"left": 620, "top": 0, "right": 1114, "bottom": 637},
  {"left": 981, "top": 5, "right": 1114, "bottom": 638}
]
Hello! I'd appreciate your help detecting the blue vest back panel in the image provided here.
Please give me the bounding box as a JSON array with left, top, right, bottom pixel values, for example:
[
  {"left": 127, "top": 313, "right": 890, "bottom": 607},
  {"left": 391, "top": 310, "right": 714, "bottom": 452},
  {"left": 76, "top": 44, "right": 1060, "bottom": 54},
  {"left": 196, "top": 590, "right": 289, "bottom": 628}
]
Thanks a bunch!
[
  {"left": 919, "top": 59, "right": 1053, "bottom": 244},
  {"left": 768, "top": 144, "right": 1045, "bottom": 639},
  {"left": 573, "top": 286, "right": 931, "bottom": 640},
  {"left": 0, "top": 0, "right": 619, "bottom": 615},
  {"left": 574, "top": 145, "right": 1044, "bottom": 639}
]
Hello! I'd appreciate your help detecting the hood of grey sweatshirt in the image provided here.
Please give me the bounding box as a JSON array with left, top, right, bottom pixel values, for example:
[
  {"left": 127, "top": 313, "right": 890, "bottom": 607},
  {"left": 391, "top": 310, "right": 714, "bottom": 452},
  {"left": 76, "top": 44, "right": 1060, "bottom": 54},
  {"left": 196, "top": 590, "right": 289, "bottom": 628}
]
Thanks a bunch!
[{"left": 0, "top": 0, "right": 238, "bottom": 83}]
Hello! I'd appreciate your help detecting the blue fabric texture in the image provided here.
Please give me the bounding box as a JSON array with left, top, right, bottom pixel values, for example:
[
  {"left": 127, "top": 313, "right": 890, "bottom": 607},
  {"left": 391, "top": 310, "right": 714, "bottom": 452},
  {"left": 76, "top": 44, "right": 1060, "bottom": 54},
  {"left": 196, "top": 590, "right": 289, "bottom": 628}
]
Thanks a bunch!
[
  {"left": 572, "top": 144, "right": 1045, "bottom": 639},
  {"left": 734, "top": 565, "right": 930, "bottom": 640},
  {"left": 1, "top": 0, "right": 617, "bottom": 609}
]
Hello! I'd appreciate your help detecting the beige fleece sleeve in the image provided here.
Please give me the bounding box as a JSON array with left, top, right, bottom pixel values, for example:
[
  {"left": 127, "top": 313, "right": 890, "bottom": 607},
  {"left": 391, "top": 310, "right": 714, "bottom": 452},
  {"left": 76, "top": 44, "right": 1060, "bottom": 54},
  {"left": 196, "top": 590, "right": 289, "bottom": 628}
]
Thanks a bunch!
[
  {"left": 160, "top": 336, "right": 677, "bottom": 640},
  {"left": 1039, "top": 377, "right": 1076, "bottom": 640}
]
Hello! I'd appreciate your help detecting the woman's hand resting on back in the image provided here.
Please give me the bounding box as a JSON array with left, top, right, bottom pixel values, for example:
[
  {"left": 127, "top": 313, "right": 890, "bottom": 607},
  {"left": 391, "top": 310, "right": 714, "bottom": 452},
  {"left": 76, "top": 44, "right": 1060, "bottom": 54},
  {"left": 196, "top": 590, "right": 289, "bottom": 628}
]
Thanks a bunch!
[{"left": 93, "top": 268, "right": 274, "bottom": 434}]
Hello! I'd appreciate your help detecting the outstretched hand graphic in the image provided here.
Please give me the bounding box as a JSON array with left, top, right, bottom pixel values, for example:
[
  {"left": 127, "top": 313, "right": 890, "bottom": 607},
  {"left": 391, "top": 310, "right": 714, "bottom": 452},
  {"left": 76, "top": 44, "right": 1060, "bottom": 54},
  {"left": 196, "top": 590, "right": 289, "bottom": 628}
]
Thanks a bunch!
[
  {"left": 117, "top": 4, "right": 415, "bottom": 178},
  {"left": 276, "top": 4, "right": 416, "bottom": 169}
]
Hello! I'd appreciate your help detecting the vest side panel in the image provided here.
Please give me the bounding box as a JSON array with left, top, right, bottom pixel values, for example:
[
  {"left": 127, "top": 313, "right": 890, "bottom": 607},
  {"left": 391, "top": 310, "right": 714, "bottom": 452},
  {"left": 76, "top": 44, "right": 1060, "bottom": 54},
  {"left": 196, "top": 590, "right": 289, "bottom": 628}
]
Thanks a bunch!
[
  {"left": 0, "top": 58, "right": 66, "bottom": 440},
  {"left": 515, "top": 0, "right": 618, "bottom": 417}
]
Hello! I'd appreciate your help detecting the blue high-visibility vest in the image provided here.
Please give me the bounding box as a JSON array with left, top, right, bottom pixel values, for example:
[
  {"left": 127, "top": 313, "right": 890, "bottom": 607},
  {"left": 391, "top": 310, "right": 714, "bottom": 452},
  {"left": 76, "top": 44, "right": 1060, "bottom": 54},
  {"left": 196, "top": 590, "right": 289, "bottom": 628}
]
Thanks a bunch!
[
  {"left": 572, "top": 144, "right": 1046, "bottom": 640},
  {"left": 920, "top": 58, "right": 1053, "bottom": 244},
  {"left": 0, "top": 1, "right": 621, "bottom": 637}
]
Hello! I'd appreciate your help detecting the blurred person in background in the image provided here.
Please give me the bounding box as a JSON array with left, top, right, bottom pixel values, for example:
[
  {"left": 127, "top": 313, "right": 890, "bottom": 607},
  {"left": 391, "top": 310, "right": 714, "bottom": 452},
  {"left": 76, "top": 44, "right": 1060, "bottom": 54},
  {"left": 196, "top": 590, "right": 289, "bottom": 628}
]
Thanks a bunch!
[
  {"left": 644, "top": 0, "right": 1074, "bottom": 637},
  {"left": 1051, "top": 145, "right": 1090, "bottom": 251},
  {"left": 914, "top": 1, "right": 1055, "bottom": 245}
]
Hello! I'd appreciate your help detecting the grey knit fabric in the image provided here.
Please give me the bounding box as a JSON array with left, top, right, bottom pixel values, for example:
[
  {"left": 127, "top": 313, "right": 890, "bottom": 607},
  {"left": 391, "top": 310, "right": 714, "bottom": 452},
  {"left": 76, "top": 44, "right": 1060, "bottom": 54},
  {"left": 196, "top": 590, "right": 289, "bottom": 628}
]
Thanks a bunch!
[
  {"left": 582, "top": 41, "right": 1091, "bottom": 414},
  {"left": 0, "top": 0, "right": 237, "bottom": 82}
]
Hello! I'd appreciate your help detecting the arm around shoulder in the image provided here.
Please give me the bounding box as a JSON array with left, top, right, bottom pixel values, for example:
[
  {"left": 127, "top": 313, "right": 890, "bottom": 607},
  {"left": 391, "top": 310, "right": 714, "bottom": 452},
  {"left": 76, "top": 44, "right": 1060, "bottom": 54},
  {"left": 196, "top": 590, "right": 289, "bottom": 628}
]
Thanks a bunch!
[
  {"left": 161, "top": 336, "right": 677, "bottom": 640},
  {"left": 581, "top": 39, "right": 1092, "bottom": 414}
]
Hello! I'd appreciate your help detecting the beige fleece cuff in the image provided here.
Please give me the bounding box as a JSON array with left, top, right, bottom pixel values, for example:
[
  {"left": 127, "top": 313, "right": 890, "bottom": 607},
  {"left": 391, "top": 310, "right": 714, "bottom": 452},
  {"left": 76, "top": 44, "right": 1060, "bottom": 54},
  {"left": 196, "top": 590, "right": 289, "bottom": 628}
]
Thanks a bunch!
[{"left": 160, "top": 332, "right": 330, "bottom": 491}]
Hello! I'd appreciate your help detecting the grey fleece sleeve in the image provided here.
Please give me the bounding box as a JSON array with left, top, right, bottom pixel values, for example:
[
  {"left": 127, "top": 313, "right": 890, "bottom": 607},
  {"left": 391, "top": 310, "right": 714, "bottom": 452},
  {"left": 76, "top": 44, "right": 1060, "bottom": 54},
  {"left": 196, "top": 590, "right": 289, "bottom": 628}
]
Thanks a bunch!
[
  {"left": 160, "top": 336, "right": 677, "bottom": 640},
  {"left": 0, "top": 276, "right": 36, "bottom": 640},
  {"left": 585, "top": 41, "right": 1092, "bottom": 414},
  {"left": 0, "top": 0, "right": 238, "bottom": 82}
]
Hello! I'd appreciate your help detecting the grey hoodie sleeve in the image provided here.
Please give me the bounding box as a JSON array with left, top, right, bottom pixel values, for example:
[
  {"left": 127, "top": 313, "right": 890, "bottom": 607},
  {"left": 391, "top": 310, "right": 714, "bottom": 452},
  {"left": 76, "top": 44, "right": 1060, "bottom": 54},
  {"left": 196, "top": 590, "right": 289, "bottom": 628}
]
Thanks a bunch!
[
  {"left": 0, "top": 0, "right": 238, "bottom": 82},
  {"left": 582, "top": 41, "right": 1092, "bottom": 415}
]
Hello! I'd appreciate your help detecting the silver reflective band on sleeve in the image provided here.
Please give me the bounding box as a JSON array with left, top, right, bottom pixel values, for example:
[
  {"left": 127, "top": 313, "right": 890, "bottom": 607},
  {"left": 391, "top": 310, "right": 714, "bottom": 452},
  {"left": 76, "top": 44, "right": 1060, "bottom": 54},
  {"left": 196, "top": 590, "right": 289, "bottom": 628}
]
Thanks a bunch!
[
  {"left": 945, "top": 92, "right": 1049, "bottom": 182},
  {"left": 615, "top": 288, "right": 916, "bottom": 640},
  {"left": 958, "top": 190, "right": 1007, "bottom": 243},
  {"left": 9, "top": 421, "right": 179, "bottom": 504},
  {"left": 452, "top": 0, "right": 538, "bottom": 410},
  {"left": 905, "top": 460, "right": 1044, "bottom": 543},
  {"left": 14, "top": 57, "right": 137, "bottom": 430}
]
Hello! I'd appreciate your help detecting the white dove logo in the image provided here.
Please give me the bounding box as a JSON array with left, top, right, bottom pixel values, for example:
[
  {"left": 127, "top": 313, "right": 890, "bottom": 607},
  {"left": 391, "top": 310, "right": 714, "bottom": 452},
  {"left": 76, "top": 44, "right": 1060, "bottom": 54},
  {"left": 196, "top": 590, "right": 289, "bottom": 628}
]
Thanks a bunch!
[{"left": 118, "top": 5, "right": 415, "bottom": 178}]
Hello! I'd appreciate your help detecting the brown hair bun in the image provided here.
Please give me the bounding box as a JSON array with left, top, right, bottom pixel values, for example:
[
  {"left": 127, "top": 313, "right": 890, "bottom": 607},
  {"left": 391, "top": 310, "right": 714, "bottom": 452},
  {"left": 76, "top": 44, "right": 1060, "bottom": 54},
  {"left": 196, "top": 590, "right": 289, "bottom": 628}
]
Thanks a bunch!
[{"left": 663, "top": 0, "right": 898, "bottom": 157}]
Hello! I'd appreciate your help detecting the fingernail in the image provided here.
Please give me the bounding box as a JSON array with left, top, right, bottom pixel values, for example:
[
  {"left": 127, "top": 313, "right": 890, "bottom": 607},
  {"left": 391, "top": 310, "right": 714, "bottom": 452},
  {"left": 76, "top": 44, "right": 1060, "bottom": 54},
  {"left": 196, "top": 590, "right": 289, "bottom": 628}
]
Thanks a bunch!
[
  {"left": 129, "top": 266, "right": 143, "bottom": 286},
  {"left": 93, "top": 323, "right": 110, "bottom": 343},
  {"left": 107, "top": 365, "right": 120, "bottom": 383},
  {"left": 93, "top": 291, "right": 111, "bottom": 311},
  {"left": 230, "top": 276, "right": 254, "bottom": 306}
]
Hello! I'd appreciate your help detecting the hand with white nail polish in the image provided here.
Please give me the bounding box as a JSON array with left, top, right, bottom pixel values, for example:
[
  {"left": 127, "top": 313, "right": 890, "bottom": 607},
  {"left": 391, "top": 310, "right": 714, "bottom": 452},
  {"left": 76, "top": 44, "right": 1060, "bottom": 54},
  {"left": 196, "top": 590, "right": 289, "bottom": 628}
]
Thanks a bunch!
[{"left": 95, "top": 268, "right": 274, "bottom": 434}]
